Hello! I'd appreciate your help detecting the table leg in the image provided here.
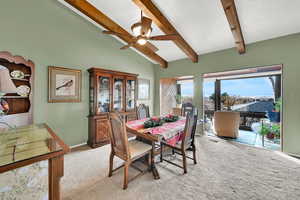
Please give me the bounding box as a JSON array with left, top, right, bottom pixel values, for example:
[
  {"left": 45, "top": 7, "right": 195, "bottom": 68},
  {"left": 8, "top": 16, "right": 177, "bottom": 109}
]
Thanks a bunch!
[
  {"left": 49, "top": 155, "right": 64, "bottom": 200},
  {"left": 151, "top": 142, "right": 160, "bottom": 180}
]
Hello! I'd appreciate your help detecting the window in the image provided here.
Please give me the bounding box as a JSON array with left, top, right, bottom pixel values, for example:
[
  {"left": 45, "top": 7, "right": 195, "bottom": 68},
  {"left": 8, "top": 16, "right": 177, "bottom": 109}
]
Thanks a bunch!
[
  {"left": 176, "top": 79, "right": 194, "bottom": 104},
  {"left": 203, "top": 80, "right": 215, "bottom": 111},
  {"left": 220, "top": 77, "right": 275, "bottom": 111}
]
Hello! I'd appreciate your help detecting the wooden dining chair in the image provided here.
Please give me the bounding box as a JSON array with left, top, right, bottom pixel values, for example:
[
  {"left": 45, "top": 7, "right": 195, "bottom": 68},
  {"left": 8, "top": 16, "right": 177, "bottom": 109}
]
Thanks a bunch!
[
  {"left": 108, "top": 112, "right": 153, "bottom": 189},
  {"left": 136, "top": 104, "right": 150, "bottom": 120},
  {"left": 181, "top": 102, "right": 194, "bottom": 117},
  {"left": 160, "top": 109, "right": 198, "bottom": 174}
]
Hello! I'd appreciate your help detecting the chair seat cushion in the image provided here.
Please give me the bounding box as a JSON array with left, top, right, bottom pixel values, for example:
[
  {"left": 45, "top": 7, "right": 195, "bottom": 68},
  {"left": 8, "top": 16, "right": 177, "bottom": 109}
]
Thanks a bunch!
[
  {"left": 129, "top": 140, "right": 152, "bottom": 159},
  {"left": 162, "top": 139, "right": 192, "bottom": 149}
]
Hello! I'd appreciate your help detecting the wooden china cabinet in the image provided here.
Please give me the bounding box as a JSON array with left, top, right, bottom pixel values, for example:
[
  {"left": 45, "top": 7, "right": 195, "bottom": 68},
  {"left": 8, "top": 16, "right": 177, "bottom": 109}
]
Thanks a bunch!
[{"left": 88, "top": 67, "right": 138, "bottom": 148}]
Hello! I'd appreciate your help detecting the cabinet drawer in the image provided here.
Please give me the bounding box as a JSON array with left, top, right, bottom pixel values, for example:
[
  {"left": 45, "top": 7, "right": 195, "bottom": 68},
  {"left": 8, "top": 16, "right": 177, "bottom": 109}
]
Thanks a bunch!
[{"left": 95, "top": 119, "right": 110, "bottom": 143}]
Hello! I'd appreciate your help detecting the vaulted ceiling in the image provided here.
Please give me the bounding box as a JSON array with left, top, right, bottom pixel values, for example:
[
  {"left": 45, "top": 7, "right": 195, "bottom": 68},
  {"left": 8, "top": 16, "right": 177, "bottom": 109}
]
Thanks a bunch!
[{"left": 60, "top": 0, "right": 300, "bottom": 66}]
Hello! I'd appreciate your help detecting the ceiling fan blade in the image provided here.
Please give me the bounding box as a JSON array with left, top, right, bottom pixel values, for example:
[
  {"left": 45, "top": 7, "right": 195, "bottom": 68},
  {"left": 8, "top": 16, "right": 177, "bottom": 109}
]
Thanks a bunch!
[
  {"left": 103, "top": 30, "right": 126, "bottom": 37},
  {"left": 149, "top": 34, "right": 179, "bottom": 41},
  {"left": 141, "top": 16, "right": 152, "bottom": 35},
  {"left": 145, "top": 42, "right": 159, "bottom": 52}
]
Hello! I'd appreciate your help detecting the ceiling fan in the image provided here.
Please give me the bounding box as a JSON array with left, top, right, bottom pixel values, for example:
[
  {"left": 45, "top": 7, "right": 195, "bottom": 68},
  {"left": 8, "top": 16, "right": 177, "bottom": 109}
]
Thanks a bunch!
[{"left": 102, "top": 11, "right": 178, "bottom": 52}]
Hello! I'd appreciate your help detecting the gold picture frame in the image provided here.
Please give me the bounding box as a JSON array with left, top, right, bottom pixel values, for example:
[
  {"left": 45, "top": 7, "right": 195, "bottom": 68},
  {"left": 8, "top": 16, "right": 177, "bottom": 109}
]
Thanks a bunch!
[{"left": 48, "top": 66, "right": 82, "bottom": 103}]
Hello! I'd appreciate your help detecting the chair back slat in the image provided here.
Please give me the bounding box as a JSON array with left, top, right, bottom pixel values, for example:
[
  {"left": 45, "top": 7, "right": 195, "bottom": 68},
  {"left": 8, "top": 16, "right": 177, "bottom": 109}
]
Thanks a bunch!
[
  {"left": 182, "top": 108, "right": 198, "bottom": 148},
  {"left": 181, "top": 102, "right": 194, "bottom": 117},
  {"left": 191, "top": 108, "right": 198, "bottom": 140},
  {"left": 136, "top": 104, "right": 150, "bottom": 120},
  {"left": 109, "top": 113, "right": 129, "bottom": 159}
]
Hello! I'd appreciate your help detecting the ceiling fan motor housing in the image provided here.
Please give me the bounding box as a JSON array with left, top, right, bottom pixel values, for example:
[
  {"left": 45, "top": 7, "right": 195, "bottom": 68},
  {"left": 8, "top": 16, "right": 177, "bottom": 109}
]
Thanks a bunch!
[
  {"left": 131, "top": 17, "right": 152, "bottom": 37},
  {"left": 131, "top": 22, "right": 142, "bottom": 36}
]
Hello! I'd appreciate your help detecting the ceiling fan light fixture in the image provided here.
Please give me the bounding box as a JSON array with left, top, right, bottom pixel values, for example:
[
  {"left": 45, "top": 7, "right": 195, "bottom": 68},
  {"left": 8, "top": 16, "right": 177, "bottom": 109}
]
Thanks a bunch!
[{"left": 137, "top": 37, "right": 147, "bottom": 45}]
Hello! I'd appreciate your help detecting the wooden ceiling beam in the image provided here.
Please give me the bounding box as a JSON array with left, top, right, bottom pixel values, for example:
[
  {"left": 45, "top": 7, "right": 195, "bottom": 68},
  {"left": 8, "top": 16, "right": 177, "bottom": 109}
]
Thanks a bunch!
[
  {"left": 132, "top": 0, "right": 198, "bottom": 63},
  {"left": 64, "top": 0, "right": 168, "bottom": 68},
  {"left": 221, "top": 0, "right": 246, "bottom": 54}
]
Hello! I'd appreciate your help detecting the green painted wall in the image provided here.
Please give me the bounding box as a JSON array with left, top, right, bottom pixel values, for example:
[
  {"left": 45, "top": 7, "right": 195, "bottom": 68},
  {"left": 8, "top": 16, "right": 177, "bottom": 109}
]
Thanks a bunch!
[
  {"left": 0, "top": 0, "right": 155, "bottom": 146},
  {"left": 2, "top": 0, "right": 300, "bottom": 156},
  {"left": 154, "top": 33, "right": 300, "bottom": 156}
]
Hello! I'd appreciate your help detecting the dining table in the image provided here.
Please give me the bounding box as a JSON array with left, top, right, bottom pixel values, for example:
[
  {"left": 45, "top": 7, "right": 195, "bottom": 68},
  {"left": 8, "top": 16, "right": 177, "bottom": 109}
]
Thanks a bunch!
[{"left": 126, "top": 116, "right": 186, "bottom": 179}]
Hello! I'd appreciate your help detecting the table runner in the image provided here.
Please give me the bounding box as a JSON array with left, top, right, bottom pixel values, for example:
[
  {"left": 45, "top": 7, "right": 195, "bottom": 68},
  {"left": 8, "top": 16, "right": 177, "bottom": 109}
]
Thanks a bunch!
[{"left": 126, "top": 117, "right": 186, "bottom": 146}]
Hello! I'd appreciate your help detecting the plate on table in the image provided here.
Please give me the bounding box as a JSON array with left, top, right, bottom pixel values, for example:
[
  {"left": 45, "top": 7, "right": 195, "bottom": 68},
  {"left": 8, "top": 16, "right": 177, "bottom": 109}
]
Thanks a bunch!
[{"left": 17, "top": 85, "right": 30, "bottom": 97}]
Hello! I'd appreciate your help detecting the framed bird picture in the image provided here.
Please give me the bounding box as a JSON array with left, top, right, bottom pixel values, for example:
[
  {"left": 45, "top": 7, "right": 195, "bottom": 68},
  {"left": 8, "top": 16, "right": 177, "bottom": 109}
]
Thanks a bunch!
[{"left": 48, "top": 66, "right": 82, "bottom": 103}]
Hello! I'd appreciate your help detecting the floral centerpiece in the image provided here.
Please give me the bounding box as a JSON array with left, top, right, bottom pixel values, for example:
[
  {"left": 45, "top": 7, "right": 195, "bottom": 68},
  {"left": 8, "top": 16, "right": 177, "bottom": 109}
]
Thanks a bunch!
[
  {"left": 162, "top": 114, "right": 179, "bottom": 122},
  {"left": 143, "top": 115, "right": 179, "bottom": 128},
  {"left": 144, "top": 117, "right": 164, "bottom": 128}
]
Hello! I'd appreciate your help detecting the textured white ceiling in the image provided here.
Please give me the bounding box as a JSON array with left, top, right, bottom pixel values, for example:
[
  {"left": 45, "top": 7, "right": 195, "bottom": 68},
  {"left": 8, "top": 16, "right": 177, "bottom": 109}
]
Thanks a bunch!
[{"left": 61, "top": 0, "right": 300, "bottom": 62}]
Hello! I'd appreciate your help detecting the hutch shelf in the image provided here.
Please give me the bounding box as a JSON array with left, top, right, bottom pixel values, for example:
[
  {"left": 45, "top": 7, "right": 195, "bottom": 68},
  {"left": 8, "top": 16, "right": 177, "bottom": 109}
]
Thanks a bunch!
[
  {"left": 88, "top": 67, "right": 138, "bottom": 148},
  {"left": 0, "top": 51, "right": 34, "bottom": 129}
]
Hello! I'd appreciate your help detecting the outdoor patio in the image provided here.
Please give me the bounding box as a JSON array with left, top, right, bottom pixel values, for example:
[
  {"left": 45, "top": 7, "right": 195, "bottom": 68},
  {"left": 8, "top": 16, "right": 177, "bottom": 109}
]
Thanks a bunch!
[{"left": 205, "top": 127, "right": 280, "bottom": 151}]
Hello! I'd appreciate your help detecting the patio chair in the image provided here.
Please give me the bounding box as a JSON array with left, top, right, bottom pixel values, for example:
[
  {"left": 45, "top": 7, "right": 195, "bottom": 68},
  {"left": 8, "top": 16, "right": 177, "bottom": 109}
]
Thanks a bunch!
[
  {"left": 108, "top": 112, "right": 153, "bottom": 189},
  {"left": 136, "top": 104, "right": 150, "bottom": 120},
  {"left": 214, "top": 111, "right": 240, "bottom": 138},
  {"left": 160, "top": 109, "right": 198, "bottom": 174}
]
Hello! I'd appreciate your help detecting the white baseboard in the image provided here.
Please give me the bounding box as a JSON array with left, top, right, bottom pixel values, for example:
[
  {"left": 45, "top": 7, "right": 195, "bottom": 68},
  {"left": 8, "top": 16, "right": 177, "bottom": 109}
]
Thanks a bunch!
[
  {"left": 287, "top": 153, "right": 300, "bottom": 159},
  {"left": 70, "top": 142, "right": 87, "bottom": 149}
]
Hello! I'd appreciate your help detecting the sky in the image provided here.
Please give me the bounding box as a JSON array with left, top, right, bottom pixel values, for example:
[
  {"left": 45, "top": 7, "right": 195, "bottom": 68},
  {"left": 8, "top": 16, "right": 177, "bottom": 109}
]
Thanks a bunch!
[
  {"left": 179, "top": 77, "right": 274, "bottom": 97},
  {"left": 180, "top": 81, "right": 194, "bottom": 96},
  {"left": 203, "top": 77, "right": 274, "bottom": 97}
]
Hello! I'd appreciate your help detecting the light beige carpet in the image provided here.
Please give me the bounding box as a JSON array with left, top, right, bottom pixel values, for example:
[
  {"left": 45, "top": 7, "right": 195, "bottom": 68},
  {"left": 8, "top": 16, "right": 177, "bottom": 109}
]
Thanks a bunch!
[{"left": 62, "top": 136, "right": 300, "bottom": 200}]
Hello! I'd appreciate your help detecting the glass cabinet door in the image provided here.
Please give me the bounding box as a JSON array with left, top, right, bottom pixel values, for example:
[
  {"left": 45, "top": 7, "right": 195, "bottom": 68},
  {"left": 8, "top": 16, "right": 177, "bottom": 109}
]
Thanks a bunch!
[
  {"left": 126, "top": 79, "right": 136, "bottom": 110},
  {"left": 113, "top": 77, "right": 124, "bottom": 111},
  {"left": 98, "top": 76, "right": 111, "bottom": 113},
  {"left": 89, "top": 75, "right": 95, "bottom": 115}
]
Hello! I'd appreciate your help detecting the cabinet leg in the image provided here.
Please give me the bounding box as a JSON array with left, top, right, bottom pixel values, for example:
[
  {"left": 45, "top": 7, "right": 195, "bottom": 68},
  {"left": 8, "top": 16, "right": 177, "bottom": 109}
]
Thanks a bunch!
[{"left": 49, "top": 156, "right": 64, "bottom": 200}]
